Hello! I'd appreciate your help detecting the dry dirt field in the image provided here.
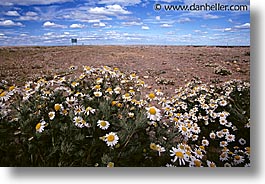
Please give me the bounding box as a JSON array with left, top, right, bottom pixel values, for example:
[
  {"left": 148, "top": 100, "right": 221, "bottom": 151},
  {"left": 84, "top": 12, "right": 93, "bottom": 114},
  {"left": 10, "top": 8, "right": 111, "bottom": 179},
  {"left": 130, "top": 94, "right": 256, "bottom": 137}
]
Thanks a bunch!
[{"left": 0, "top": 45, "right": 250, "bottom": 95}]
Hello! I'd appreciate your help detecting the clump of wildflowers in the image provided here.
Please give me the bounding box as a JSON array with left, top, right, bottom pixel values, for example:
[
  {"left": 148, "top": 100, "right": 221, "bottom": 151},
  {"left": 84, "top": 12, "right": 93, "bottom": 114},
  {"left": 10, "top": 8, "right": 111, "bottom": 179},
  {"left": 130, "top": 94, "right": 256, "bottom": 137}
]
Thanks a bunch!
[{"left": 0, "top": 66, "right": 250, "bottom": 167}]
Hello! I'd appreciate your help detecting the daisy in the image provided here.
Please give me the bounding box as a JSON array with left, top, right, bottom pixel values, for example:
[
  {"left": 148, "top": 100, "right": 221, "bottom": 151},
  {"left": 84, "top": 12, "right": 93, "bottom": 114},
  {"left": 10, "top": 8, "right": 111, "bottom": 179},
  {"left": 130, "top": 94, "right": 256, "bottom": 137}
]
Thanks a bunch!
[
  {"left": 105, "top": 87, "right": 113, "bottom": 95},
  {"left": 146, "top": 106, "right": 162, "bottom": 121},
  {"left": 122, "top": 93, "right": 132, "bottom": 101},
  {"left": 85, "top": 106, "right": 96, "bottom": 116},
  {"left": 209, "top": 132, "right": 216, "bottom": 139},
  {"left": 36, "top": 120, "right": 46, "bottom": 133},
  {"left": 74, "top": 105, "right": 85, "bottom": 115},
  {"left": 73, "top": 116, "right": 89, "bottom": 128},
  {"left": 192, "top": 135, "right": 199, "bottom": 141},
  {"left": 114, "top": 86, "right": 121, "bottom": 94},
  {"left": 92, "top": 84, "right": 101, "bottom": 91},
  {"left": 97, "top": 120, "right": 110, "bottom": 130},
  {"left": 156, "top": 144, "right": 166, "bottom": 156},
  {"left": 155, "top": 89, "right": 163, "bottom": 96},
  {"left": 201, "top": 138, "right": 209, "bottom": 147},
  {"left": 193, "top": 148, "right": 204, "bottom": 159},
  {"left": 222, "top": 128, "right": 230, "bottom": 135},
  {"left": 94, "top": 91, "right": 102, "bottom": 97},
  {"left": 146, "top": 92, "right": 157, "bottom": 101},
  {"left": 54, "top": 103, "right": 63, "bottom": 111},
  {"left": 107, "top": 162, "right": 114, "bottom": 167},
  {"left": 189, "top": 156, "right": 203, "bottom": 167},
  {"left": 170, "top": 147, "right": 188, "bottom": 166},
  {"left": 66, "top": 96, "right": 77, "bottom": 107},
  {"left": 219, "top": 152, "right": 229, "bottom": 162},
  {"left": 220, "top": 141, "right": 228, "bottom": 147},
  {"left": 96, "top": 78, "right": 103, "bottom": 84},
  {"left": 233, "top": 155, "right": 245, "bottom": 165},
  {"left": 219, "top": 99, "right": 228, "bottom": 106},
  {"left": 225, "top": 134, "right": 235, "bottom": 142},
  {"left": 83, "top": 66, "right": 94, "bottom": 74},
  {"left": 0, "top": 90, "right": 11, "bottom": 102},
  {"left": 216, "top": 131, "right": 224, "bottom": 138},
  {"left": 48, "top": 111, "right": 55, "bottom": 120},
  {"left": 150, "top": 143, "right": 157, "bottom": 151},
  {"left": 206, "top": 160, "right": 216, "bottom": 167},
  {"left": 178, "top": 123, "right": 190, "bottom": 136},
  {"left": 104, "top": 132, "right": 119, "bottom": 147},
  {"left": 128, "top": 89, "right": 135, "bottom": 95},
  {"left": 219, "top": 118, "right": 228, "bottom": 125},
  {"left": 191, "top": 125, "right": 201, "bottom": 134},
  {"left": 129, "top": 73, "right": 138, "bottom": 80},
  {"left": 71, "top": 81, "right": 79, "bottom": 88},
  {"left": 128, "top": 112, "right": 134, "bottom": 118}
]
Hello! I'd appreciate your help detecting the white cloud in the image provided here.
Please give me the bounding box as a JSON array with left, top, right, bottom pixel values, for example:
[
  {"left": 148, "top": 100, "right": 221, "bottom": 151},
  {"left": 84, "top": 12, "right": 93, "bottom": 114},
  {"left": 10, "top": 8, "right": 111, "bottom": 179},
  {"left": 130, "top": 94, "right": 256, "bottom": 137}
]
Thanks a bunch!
[
  {"left": 43, "top": 21, "right": 67, "bottom": 28},
  {"left": 228, "top": 18, "right": 233, "bottom": 23},
  {"left": 224, "top": 27, "right": 232, "bottom": 32},
  {"left": 25, "top": 11, "right": 38, "bottom": 16},
  {"left": 98, "top": 0, "right": 141, "bottom": 6},
  {"left": 160, "top": 23, "right": 172, "bottom": 28},
  {"left": 121, "top": 21, "right": 143, "bottom": 26},
  {"left": 20, "top": 33, "right": 28, "bottom": 36},
  {"left": 0, "top": 0, "right": 72, "bottom": 6},
  {"left": 92, "top": 22, "right": 106, "bottom": 28},
  {"left": 70, "top": 23, "right": 85, "bottom": 28},
  {"left": 5, "top": 10, "right": 20, "bottom": 16},
  {"left": 203, "top": 14, "right": 219, "bottom": 19},
  {"left": 177, "top": 17, "right": 191, "bottom": 23},
  {"left": 0, "top": 20, "right": 23, "bottom": 26},
  {"left": 88, "top": 5, "right": 131, "bottom": 16},
  {"left": 234, "top": 23, "right": 250, "bottom": 29},
  {"left": 155, "top": 16, "right": 161, "bottom": 21},
  {"left": 141, "top": 25, "right": 149, "bottom": 30},
  {"left": 18, "top": 11, "right": 39, "bottom": 21}
]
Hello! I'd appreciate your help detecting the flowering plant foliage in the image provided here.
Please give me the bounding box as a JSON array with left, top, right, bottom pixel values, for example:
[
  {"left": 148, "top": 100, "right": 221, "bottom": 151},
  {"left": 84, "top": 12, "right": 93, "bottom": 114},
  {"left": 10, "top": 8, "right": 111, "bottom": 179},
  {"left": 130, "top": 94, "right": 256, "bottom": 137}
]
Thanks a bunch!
[{"left": 0, "top": 66, "right": 250, "bottom": 167}]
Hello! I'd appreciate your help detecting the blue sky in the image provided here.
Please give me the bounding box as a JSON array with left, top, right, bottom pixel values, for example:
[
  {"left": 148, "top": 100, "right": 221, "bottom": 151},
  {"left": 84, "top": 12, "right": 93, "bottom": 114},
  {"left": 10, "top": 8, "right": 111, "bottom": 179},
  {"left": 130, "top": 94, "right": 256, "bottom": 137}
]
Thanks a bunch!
[{"left": 0, "top": 0, "right": 250, "bottom": 46}]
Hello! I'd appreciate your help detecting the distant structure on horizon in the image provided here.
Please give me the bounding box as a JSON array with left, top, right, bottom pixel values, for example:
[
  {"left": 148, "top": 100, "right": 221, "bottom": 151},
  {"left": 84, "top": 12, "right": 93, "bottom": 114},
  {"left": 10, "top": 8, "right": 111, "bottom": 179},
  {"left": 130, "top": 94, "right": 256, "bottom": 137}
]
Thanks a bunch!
[{"left": 71, "top": 38, "right": 77, "bottom": 45}]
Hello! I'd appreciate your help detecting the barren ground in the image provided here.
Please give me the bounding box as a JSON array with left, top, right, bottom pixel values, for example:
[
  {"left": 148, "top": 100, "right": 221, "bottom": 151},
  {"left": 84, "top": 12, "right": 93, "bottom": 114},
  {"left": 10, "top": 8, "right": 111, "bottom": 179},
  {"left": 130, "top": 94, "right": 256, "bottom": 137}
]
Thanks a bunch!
[{"left": 0, "top": 45, "right": 250, "bottom": 95}]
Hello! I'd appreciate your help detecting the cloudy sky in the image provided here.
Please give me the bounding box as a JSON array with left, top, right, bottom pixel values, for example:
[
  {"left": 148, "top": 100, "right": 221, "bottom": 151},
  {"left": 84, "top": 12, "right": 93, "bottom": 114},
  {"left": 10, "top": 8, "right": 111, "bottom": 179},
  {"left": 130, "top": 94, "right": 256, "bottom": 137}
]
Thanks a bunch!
[{"left": 0, "top": 0, "right": 250, "bottom": 46}]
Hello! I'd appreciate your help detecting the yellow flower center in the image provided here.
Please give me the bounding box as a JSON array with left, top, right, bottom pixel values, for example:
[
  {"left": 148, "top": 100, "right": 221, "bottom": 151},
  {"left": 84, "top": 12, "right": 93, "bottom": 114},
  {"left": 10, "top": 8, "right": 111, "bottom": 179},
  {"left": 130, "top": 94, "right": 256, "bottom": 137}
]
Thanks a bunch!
[
  {"left": 175, "top": 151, "right": 184, "bottom": 158},
  {"left": 36, "top": 123, "right": 41, "bottom": 130},
  {"left": 9, "top": 86, "right": 15, "bottom": 91},
  {"left": 150, "top": 143, "right": 157, "bottom": 150},
  {"left": 107, "top": 135, "right": 115, "bottom": 142},
  {"left": 107, "top": 162, "right": 114, "bottom": 167},
  {"left": 100, "top": 121, "right": 107, "bottom": 127},
  {"left": 194, "top": 160, "right": 201, "bottom": 167},
  {"left": 182, "top": 126, "right": 187, "bottom": 132},
  {"left": 54, "top": 104, "right": 61, "bottom": 111},
  {"left": 0, "top": 91, "right": 6, "bottom": 97},
  {"left": 124, "top": 93, "right": 130, "bottom": 97},
  {"left": 107, "top": 88, "right": 112, "bottom": 92},
  {"left": 179, "top": 145, "right": 185, "bottom": 150},
  {"left": 196, "top": 150, "right": 202, "bottom": 155},
  {"left": 95, "top": 85, "right": 101, "bottom": 90},
  {"left": 149, "top": 107, "right": 156, "bottom": 115},
  {"left": 111, "top": 101, "right": 117, "bottom": 106},
  {"left": 234, "top": 155, "right": 241, "bottom": 160},
  {"left": 210, "top": 163, "right": 216, "bottom": 167},
  {"left": 148, "top": 93, "right": 155, "bottom": 99}
]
